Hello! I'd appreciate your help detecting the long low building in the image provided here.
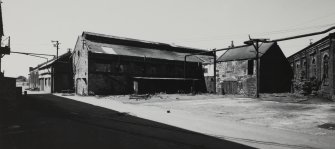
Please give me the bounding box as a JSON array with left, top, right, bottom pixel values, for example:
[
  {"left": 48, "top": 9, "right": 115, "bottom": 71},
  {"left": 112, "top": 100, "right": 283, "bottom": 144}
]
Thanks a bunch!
[
  {"left": 28, "top": 51, "right": 73, "bottom": 93},
  {"left": 73, "top": 32, "right": 212, "bottom": 95},
  {"left": 287, "top": 33, "right": 335, "bottom": 98}
]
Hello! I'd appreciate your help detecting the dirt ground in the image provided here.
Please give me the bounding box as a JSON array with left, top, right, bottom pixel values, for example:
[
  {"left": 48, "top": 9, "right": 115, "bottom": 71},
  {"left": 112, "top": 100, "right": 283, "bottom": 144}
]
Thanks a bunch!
[{"left": 100, "top": 93, "right": 335, "bottom": 136}]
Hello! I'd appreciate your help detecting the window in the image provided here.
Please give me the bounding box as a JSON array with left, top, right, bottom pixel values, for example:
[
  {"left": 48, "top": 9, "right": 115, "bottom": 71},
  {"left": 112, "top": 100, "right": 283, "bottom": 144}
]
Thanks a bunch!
[
  {"left": 322, "top": 54, "right": 329, "bottom": 85},
  {"left": 95, "top": 63, "right": 111, "bottom": 72},
  {"left": 248, "top": 60, "right": 254, "bottom": 75},
  {"left": 312, "top": 58, "right": 316, "bottom": 64},
  {"left": 203, "top": 68, "right": 208, "bottom": 73},
  {"left": 310, "top": 57, "right": 317, "bottom": 78}
]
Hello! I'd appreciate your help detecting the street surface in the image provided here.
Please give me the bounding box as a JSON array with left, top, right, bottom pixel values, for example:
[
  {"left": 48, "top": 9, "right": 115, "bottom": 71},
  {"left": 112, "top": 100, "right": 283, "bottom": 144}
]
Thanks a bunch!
[{"left": 0, "top": 94, "right": 252, "bottom": 149}]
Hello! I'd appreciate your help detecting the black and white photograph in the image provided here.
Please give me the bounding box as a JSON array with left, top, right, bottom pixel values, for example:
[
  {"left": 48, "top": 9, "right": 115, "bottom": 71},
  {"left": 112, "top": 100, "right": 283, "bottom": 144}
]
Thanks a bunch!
[{"left": 0, "top": 0, "right": 335, "bottom": 148}]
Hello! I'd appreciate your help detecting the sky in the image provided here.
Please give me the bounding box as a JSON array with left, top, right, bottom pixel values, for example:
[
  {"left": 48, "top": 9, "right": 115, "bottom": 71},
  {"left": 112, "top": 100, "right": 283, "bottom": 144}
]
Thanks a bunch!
[{"left": 1, "top": 0, "right": 335, "bottom": 78}]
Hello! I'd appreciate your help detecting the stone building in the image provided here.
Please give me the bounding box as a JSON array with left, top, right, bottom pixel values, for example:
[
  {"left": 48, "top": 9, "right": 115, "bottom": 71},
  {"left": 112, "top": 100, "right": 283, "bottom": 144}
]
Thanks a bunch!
[
  {"left": 73, "top": 32, "right": 211, "bottom": 95},
  {"left": 28, "top": 51, "right": 73, "bottom": 93},
  {"left": 216, "top": 42, "right": 292, "bottom": 96},
  {"left": 287, "top": 33, "right": 335, "bottom": 98}
]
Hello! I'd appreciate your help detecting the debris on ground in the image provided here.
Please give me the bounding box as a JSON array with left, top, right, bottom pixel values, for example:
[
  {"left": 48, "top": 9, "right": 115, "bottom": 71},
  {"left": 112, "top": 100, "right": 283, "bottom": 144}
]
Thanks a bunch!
[
  {"left": 106, "top": 93, "right": 335, "bottom": 136},
  {"left": 129, "top": 94, "right": 151, "bottom": 100},
  {"left": 318, "top": 123, "right": 335, "bottom": 130}
]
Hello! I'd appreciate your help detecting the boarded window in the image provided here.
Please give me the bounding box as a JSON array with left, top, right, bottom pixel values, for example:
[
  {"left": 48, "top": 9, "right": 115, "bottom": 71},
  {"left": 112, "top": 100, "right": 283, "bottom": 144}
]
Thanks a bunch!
[{"left": 248, "top": 60, "right": 254, "bottom": 75}]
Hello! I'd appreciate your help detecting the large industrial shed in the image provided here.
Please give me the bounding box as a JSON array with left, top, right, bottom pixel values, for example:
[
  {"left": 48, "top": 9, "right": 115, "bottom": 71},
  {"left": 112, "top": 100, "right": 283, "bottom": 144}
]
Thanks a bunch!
[
  {"left": 216, "top": 42, "right": 293, "bottom": 96},
  {"left": 73, "top": 32, "right": 211, "bottom": 95}
]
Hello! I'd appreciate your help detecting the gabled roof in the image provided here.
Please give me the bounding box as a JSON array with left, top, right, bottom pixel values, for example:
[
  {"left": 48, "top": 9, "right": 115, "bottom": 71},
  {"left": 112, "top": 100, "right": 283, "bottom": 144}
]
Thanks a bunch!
[
  {"left": 217, "top": 42, "right": 276, "bottom": 62},
  {"left": 86, "top": 40, "right": 204, "bottom": 62},
  {"left": 32, "top": 51, "right": 72, "bottom": 70},
  {"left": 82, "top": 31, "right": 212, "bottom": 55},
  {"left": 81, "top": 31, "right": 213, "bottom": 62}
]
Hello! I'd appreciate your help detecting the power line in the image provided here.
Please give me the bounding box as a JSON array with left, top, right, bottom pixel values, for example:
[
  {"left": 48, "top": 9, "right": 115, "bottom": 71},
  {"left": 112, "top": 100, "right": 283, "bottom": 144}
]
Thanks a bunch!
[{"left": 175, "top": 23, "right": 335, "bottom": 43}]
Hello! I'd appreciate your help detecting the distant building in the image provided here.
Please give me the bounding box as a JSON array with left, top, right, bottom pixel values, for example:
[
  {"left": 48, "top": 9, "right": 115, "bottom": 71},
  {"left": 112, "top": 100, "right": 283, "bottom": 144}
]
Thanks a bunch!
[
  {"left": 73, "top": 32, "right": 211, "bottom": 95},
  {"left": 287, "top": 33, "right": 335, "bottom": 98},
  {"left": 16, "top": 76, "right": 28, "bottom": 87},
  {"left": 28, "top": 51, "right": 73, "bottom": 93},
  {"left": 216, "top": 42, "right": 292, "bottom": 96}
]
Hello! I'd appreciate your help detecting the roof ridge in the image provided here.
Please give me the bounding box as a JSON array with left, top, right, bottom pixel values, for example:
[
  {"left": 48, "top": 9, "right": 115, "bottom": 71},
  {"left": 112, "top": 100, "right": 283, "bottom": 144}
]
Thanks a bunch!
[{"left": 82, "top": 31, "right": 208, "bottom": 52}]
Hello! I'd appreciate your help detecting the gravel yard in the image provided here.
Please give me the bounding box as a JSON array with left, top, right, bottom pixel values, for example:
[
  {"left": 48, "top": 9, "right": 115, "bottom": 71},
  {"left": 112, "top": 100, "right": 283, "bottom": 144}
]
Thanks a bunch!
[{"left": 101, "top": 93, "right": 335, "bottom": 136}]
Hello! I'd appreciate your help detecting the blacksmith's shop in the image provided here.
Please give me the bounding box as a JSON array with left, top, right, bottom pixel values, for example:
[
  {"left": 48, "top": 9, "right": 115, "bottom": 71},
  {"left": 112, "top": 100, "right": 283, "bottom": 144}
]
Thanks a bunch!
[{"left": 216, "top": 42, "right": 292, "bottom": 96}]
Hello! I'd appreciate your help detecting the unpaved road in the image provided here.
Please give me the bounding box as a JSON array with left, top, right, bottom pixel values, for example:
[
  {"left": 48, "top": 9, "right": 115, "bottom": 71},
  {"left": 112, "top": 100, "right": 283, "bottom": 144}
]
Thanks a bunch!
[
  {"left": 138, "top": 96, "right": 335, "bottom": 136},
  {"left": 61, "top": 94, "right": 335, "bottom": 149}
]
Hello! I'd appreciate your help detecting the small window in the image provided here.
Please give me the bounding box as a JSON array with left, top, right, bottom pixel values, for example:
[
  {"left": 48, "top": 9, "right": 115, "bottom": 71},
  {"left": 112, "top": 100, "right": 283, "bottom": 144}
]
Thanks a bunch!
[
  {"left": 203, "top": 68, "right": 208, "bottom": 73},
  {"left": 312, "top": 58, "right": 316, "bottom": 64},
  {"left": 248, "top": 60, "right": 254, "bottom": 75}
]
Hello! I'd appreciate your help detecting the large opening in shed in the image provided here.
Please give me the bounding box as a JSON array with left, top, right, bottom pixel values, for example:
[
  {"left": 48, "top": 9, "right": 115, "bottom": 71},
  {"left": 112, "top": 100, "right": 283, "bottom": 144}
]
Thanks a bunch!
[{"left": 133, "top": 77, "right": 199, "bottom": 94}]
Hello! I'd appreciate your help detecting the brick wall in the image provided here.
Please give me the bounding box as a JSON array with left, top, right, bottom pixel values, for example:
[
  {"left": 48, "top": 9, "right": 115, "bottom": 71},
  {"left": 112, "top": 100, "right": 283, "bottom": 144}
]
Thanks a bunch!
[{"left": 288, "top": 34, "right": 335, "bottom": 98}]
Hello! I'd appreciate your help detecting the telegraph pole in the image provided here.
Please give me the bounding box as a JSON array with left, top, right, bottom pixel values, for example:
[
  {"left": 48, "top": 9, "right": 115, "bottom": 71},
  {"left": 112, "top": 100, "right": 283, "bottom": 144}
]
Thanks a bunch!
[
  {"left": 213, "top": 49, "right": 217, "bottom": 94},
  {"left": 244, "top": 38, "right": 268, "bottom": 98},
  {"left": 0, "top": 1, "right": 10, "bottom": 77},
  {"left": 51, "top": 40, "right": 59, "bottom": 93},
  {"left": 52, "top": 40, "right": 60, "bottom": 60}
]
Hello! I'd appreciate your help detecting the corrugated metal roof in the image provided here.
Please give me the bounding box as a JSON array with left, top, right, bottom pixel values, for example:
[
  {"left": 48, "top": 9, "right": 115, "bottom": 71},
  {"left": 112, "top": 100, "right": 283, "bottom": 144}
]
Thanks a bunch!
[
  {"left": 87, "top": 41, "right": 204, "bottom": 62},
  {"left": 83, "top": 31, "right": 208, "bottom": 53},
  {"left": 217, "top": 42, "right": 275, "bottom": 62},
  {"left": 195, "top": 55, "right": 214, "bottom": 64}
]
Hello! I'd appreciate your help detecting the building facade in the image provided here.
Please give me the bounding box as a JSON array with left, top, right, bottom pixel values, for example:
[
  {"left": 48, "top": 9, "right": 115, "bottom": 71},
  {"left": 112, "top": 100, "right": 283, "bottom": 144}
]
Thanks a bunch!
[
  {"left": 287, "top": 33, "right": 335, "bottom": 98},
  {"left": 216, "top": 42, "right": 292, "bottom": 96},
  {"left": 28, "top": 51, "right": 73, "bottom": 93},
  {"left": 73, "top": 32, "right": 211, "bottom": 95}
]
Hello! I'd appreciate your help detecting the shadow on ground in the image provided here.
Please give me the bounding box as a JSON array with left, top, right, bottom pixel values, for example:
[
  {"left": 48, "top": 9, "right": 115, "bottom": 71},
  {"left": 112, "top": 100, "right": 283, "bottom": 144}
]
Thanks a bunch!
[{"left": 0, "top": 94, "right": 254, "bottom": 149}]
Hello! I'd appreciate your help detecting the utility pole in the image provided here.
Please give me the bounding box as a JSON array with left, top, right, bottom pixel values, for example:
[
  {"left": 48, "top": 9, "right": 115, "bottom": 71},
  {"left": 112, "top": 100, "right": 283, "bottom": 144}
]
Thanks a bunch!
[
  {"left": 213, "top": 49, "right": 217, "bottom": 94},
  {"left": 0, "top": 1, "right": 3, "bottom": 75},
  {"left": 0, "top": 1, "right": 10, "bottom": 77},
  {"left": 244, "top": 38, "right": 268, "bottom": 98},
  {"left": 52, "top": 40, "right": 60, "bottom": 59},
  {"left": 51, "top": 40, "right": 60, "bottom": 93}
]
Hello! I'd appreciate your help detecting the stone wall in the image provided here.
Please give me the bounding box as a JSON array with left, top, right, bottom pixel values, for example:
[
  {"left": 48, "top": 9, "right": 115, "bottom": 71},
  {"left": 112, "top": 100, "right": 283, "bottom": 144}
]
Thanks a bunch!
[
  {"left": 73, "top": 36, "right": 89, "bottom": 95},
  {"left": 216, "top": 60, "right": 256, "bottom": 96}
]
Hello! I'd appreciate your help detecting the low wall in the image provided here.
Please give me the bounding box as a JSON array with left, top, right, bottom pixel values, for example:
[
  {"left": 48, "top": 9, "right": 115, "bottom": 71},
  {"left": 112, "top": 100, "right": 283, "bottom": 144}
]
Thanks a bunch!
[{"left": 0, "top": 77, "right": 18, "bottom": 100}]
